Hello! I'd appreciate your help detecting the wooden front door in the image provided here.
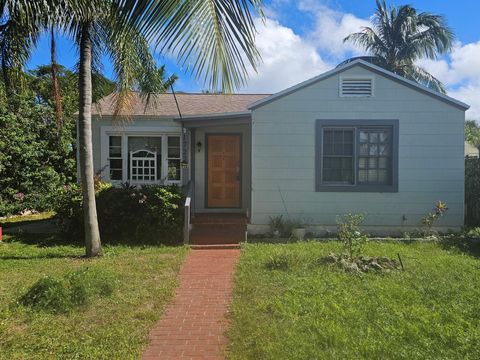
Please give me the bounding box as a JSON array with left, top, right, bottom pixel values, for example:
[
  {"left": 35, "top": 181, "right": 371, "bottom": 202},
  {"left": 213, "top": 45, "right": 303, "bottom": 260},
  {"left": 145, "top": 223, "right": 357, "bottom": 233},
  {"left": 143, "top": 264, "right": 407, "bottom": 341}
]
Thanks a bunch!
[{"left": 207, "top": 135, "right": 241, "bottom": 208}]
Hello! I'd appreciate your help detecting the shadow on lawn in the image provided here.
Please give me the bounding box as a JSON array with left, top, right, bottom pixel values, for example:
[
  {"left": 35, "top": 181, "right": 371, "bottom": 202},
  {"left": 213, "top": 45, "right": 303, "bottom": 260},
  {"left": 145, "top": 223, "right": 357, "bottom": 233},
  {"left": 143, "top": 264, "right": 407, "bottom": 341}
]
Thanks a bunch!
[
  {"left": 0, "top": 253, "right": 84, "bottom": 261},
  {"left": 438, "top": 236, "right": 480, "bottom": 258},
  {"left": 3, "top": 232, "right": 183, "bottom": 249}
]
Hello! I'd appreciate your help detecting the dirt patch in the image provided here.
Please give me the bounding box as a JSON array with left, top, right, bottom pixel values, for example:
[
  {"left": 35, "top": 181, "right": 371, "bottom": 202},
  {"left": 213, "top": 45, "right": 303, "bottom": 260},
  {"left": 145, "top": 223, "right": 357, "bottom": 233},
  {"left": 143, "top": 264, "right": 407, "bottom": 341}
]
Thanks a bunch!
[{"left": 321, "top": 252, "right": 402, "bottom": 273}]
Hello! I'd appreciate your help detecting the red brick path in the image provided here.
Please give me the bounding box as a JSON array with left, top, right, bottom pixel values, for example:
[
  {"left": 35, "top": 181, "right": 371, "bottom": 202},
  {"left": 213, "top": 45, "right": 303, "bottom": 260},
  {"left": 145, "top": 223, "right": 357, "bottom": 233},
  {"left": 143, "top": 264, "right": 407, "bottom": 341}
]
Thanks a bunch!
[{"left": 142, "top": 249, "right": 240, "bottom": 360}]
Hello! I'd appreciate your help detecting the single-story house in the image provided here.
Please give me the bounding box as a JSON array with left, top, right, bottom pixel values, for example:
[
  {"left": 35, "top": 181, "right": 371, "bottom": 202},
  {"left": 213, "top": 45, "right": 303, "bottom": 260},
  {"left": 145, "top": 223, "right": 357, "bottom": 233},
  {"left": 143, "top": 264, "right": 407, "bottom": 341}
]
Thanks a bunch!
[{"left": 87, "top": 59, "right": 469, "bottom": 242}]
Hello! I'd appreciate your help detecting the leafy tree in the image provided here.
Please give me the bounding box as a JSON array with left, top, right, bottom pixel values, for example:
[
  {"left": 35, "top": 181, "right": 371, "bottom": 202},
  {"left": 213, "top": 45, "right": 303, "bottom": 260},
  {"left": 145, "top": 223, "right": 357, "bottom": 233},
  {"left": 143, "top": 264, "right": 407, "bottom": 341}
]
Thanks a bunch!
[
  {"left": 0, "top": 64, "right": 120, "bottom": 217},
  {"left": 343, "top": 0, "right": 454, "bottom": 93},
  {"left": 465, "top": 120, "right": 480, "bottom": 148},
  {"left": 0, "top": 95, "right": 74, "bottom": 216}
]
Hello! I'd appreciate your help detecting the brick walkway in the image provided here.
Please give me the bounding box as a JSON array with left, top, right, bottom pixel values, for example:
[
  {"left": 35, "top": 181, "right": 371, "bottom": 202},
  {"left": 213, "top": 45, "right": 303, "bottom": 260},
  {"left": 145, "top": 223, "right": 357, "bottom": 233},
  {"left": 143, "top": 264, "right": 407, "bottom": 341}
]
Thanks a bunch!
[{"left": 142, "top": 249, "right": 240, "bottom": 360}]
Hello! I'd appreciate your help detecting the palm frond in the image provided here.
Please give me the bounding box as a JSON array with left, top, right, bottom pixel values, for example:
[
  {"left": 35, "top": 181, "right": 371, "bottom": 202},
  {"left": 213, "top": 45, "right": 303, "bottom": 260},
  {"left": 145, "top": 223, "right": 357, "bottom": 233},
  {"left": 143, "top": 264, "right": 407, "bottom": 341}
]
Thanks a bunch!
[
  {"left": 343, "top": 0, "right": 451, "bottom": 94},
  {"left": 408, "top": 65, "right": 446, "bottom": 94},
  {"left": 101, "top": 3, "right": 177, "bottom": 118},
  {"left": 344, "top": 27, "right": 388, "bottom": 59},
  {"left": 118, "top": 0, "right": 263, "bottom": 93}
]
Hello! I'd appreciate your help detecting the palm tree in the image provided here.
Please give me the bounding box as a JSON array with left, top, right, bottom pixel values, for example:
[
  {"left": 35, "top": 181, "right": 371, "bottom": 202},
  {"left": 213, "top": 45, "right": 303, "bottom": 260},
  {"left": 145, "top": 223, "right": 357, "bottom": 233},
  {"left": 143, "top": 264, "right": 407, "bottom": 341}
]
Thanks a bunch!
[
  {"left": 3, "top": 0, "right": 262, "bottom": 257},
  {"left": 343, "top": 0, "right": 454, "bottom": 93}
]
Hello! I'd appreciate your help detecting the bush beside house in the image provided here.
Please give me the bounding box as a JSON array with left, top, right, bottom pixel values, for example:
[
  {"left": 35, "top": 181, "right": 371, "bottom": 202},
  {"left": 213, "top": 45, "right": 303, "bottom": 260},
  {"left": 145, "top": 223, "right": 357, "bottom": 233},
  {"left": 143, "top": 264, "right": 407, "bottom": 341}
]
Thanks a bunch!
[{"left": 55, "top": 182, "right": 185, "bottom": 244}]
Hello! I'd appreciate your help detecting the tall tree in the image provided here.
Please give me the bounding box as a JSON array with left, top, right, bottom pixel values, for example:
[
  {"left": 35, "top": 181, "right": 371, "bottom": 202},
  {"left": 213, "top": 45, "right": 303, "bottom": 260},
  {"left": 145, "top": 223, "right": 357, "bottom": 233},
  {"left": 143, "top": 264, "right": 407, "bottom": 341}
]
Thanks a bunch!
[
  {"left": 343, "top": 0, "right": 454, "bottom": 93},
  {"left": 67, "top": 2, "right": 173, "bottom": 257},
  {"left": 50, "top": 27, "right": 63, "bottom": 128}
]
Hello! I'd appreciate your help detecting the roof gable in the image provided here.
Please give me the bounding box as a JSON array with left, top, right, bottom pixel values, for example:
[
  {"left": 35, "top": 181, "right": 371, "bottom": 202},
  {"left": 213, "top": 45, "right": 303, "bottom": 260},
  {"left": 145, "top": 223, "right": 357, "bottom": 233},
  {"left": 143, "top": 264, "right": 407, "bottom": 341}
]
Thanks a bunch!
[{"left": 248, "top": 59, "right": 469, "bottom": 111}]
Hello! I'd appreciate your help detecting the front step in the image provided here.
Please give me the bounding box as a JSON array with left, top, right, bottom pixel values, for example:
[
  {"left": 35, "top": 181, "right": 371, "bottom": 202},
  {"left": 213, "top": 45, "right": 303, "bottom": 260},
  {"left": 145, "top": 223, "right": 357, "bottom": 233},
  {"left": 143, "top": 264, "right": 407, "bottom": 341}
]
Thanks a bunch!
[
  {"left": 191, "top": 244, "right": 241, "bottom": 250},
  {"left": 190, "top": 213, "right": 247, "bottom": 245}
]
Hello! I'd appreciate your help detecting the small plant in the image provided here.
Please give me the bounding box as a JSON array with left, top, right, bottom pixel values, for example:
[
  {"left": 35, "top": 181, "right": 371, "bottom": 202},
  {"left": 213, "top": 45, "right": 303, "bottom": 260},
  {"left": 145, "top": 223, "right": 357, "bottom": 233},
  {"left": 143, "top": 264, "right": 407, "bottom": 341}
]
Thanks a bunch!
[
  {"left": 336, "top": 213, "right": 368, "bottom": 259},
  {"left": 264, "top": 250, "right": 299, "bottom": 271},
  {"left": 268, "top": 215, "right": 308, "bottom": 238},
  {"left": 269, "top": 215, "right": 285, "bottom": 237},
  {"left": 421, "top": 201, "right": 448, "bottom": 236}
]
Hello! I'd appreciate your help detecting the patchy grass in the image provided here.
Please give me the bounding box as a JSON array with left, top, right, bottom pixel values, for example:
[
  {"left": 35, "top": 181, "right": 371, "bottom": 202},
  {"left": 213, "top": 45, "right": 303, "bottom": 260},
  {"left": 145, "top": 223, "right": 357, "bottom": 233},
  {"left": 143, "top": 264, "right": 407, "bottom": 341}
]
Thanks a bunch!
[
  {"left": 0, "top": 235, "right": 187, "bottom": 359},
  {"left": 227, "top": 240, "right": 480, "bottom": 360}
]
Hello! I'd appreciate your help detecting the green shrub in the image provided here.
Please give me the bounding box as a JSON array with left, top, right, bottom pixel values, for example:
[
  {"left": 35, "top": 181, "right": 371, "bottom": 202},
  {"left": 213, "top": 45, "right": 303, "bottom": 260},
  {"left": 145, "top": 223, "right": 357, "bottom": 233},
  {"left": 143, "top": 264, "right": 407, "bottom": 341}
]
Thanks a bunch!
[
  {"left": 55, "top": 183, "right": 185, "bottom": 244},
  {"left": 19, "top": 268, "right": 117, "bottom": 313},
  {"left": 19, "top": 276, "right": 72, "bottom": 313}
]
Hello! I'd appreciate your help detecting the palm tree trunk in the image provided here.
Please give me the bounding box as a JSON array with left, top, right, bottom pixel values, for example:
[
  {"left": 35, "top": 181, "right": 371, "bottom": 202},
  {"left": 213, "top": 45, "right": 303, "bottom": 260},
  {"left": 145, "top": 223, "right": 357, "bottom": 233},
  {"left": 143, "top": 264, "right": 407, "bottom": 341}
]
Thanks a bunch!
[
  {"left": 78, "top": 22, "right": 101, "bottom": 257},
  {"left": 50, "top": 27, "right": 63, "bottom": 129}
]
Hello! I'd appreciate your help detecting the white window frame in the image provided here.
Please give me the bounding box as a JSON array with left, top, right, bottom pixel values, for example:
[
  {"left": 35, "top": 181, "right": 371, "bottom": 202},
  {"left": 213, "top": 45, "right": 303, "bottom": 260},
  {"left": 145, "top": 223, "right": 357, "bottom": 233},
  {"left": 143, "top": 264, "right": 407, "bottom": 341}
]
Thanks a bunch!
[
  {"left": 339, "top": 75, "right": 375, "bottom": 98},
  {"left": 101, "top": 126, "right": 182, "bottom": 186}
]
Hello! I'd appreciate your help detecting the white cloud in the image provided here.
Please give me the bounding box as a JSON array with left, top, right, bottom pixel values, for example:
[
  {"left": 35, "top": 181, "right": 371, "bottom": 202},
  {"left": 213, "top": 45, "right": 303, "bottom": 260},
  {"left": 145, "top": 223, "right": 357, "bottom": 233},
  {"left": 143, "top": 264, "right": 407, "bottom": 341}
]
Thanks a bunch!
[
  {"left": 242, "top": 18, "right": 331, "bottom": 93},
  {"left": 419, "top": 41, "right": 480, "bottom": 120},
  {"left": 450, "top": 84, "right": 480, "bottom": 120},
  {"left": 241, "top": 1, "right": 371, "bottom": 93},
  {"left": 298, "top": 0, "right": 372, "bottom": 59}
]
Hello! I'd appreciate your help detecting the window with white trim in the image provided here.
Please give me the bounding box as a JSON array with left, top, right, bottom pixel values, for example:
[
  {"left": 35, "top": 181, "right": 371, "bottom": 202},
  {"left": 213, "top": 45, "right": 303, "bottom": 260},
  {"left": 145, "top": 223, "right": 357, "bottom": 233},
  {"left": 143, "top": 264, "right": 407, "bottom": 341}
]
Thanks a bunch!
[
  {"left": 316, "top": 120, "right": 398, "bottom": 192},
  {"left": 108, "top": 136, "right": 123, "bottom": 180},
  {"left": 105, "top": 134, "right": 182, "bottom": 184}
]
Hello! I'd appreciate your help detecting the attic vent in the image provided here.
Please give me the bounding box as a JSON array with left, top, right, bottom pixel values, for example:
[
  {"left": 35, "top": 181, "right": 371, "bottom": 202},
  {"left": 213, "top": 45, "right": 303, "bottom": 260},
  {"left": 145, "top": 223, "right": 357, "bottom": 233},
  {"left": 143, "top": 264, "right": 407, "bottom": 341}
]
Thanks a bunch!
[{"left": 340, "top": 78, "right": 373, "bottom": 97}]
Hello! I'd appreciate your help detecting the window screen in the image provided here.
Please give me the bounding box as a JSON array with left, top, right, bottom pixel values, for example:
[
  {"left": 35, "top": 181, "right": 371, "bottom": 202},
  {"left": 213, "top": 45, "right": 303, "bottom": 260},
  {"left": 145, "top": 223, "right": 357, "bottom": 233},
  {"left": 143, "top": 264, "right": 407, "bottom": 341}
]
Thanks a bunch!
[{"left": 322, "top": 128, "right": 354, "bottom": 184}]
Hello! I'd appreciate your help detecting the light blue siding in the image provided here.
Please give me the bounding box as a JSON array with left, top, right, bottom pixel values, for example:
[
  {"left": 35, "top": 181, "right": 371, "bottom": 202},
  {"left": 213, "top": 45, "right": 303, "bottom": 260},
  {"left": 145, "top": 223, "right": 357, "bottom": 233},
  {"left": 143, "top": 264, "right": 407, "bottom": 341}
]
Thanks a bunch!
[{"left": 250, "top": 64, "right": 465, "bottom": 234}]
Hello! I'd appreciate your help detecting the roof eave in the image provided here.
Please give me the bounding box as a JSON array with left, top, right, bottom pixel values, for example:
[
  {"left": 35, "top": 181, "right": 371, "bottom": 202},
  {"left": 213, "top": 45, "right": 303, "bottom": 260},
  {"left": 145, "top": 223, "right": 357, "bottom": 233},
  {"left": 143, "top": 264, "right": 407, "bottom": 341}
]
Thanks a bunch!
[{"left": 176, "top": 111, "right": 252, "bottom": 128}]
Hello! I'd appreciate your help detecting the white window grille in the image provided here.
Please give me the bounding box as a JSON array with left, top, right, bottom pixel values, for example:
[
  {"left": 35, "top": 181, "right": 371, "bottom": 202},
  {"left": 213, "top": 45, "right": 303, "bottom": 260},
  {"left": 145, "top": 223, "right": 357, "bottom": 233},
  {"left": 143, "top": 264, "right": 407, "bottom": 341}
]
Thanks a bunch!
[{"left": 130, "top": 150, "right": 157, "bottom": 183}]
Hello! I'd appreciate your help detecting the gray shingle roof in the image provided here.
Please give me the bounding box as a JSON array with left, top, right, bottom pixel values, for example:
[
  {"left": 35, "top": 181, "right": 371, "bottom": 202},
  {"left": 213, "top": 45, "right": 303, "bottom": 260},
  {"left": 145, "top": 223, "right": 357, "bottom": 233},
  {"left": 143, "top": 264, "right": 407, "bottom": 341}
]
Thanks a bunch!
[{"left": 92, "top": 92, "right": 270, "bottom": 117}]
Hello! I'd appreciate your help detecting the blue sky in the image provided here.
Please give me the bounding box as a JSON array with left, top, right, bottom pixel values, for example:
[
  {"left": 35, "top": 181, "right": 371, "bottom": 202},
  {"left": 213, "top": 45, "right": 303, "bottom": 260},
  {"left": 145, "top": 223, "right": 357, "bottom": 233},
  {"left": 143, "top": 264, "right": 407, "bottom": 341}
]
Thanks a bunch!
[{"left": 27, "top": 0, "right": 480, "bottom": 119}]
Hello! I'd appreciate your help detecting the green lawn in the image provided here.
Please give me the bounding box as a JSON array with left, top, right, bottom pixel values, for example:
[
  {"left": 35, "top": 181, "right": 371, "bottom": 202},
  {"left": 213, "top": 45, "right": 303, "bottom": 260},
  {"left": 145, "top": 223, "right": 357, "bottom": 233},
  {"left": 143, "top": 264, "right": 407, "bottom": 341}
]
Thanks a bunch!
[
  {"left": 227, "top": 240, "right": 480, "bottom": 360},
  {"left": 0, "top": 235, "right": 187, "bottom": 359}
]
